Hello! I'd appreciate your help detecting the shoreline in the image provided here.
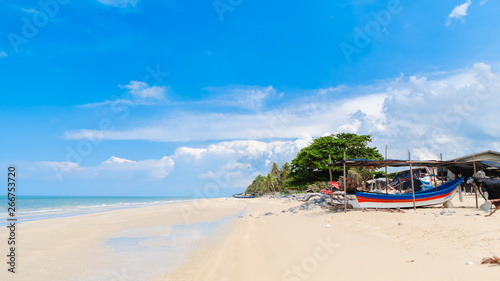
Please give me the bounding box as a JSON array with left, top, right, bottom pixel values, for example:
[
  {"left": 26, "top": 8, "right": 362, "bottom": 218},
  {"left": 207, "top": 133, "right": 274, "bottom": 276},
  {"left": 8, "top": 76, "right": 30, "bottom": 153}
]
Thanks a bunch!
[
  {"left": 0, "top": 198, "right": 246, "bottom": 281},
  {"left": 0, "top": 196, "right": 206, "bottom": 227}
]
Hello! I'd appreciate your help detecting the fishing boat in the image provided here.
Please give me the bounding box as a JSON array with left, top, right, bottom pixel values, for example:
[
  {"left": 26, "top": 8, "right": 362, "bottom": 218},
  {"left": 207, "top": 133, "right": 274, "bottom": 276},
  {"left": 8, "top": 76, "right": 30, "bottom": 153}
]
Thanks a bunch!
[
  {"left": 233, "top": 193, "right": 256, "bottom": 199},
  {"left": 328, "top": 158, "right": 472, "bottom": 209},
  {"left": 328, "top": 156, "right": 500, "bottom": 211},
  {"left": 348, "top": 177, "right": 464, "bottom": 209}
]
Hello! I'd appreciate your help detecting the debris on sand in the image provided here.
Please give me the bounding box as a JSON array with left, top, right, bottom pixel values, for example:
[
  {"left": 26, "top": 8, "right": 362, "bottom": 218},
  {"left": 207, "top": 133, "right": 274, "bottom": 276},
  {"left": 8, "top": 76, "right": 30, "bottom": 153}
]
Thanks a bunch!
[{"left": 481, "top": 256, "right": 500, "bottom": 265}]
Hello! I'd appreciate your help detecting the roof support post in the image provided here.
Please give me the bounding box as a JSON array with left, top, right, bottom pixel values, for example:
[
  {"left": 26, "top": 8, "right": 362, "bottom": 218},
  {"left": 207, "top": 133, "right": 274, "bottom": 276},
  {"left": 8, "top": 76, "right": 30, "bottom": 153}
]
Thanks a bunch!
[
  {"left": 473, "top": 154, "right": 479, "bottom": 209},
  {"left": 409, "top": 151, "right": 416, "bottom": 211},
  {"left": 344, "top": 151, "right": 347, "bottom": 213}
]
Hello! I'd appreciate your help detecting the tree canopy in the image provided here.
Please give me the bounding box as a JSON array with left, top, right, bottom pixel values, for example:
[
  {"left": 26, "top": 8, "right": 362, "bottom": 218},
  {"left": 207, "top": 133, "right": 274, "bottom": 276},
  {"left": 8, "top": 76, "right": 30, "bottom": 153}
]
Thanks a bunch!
[
  {"left": 289, "top": 133, "right": 383, "bottom": 186},
  {"left": 244, "top": 133, "right": 383, "bottom": 193}
]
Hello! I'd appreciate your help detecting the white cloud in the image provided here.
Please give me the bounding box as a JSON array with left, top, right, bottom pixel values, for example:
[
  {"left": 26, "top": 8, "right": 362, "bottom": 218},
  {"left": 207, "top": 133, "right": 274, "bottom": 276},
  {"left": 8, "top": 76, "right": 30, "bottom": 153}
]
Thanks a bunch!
[
  {"left": 63, "top": 62, "right": 500, "bottom": 189},
  {"left": 479, "top": 0, "right": 488, "bottom": 6},
  {"left": 66, "top": 91, "right": 385, "bottom": 142},
  {"left": 67, "top": 62, "right": 500, "bottom": 162},
  {"left": 0, "top": 51, "right": 7, "bottom": 58},
  {"left": 204, "top": 85, "right": 278, "bottom": 111},
  {"left": 446, "top": 0, "right": 472, "bottom": 26},
  {"left": 340, "top": 63, "right": 500, "bottom": 160},
  {"left": 170, "top": 138, "right": 312, "bottom": 189},
  {"left": 78, "top": 98, "right": 140, "bottom": 108},
  {"left": 40, "top": 161, "right": 80, "bottom": 179},
  {"left": 27, "top": 138, "right": 309, "bottom": 191},
  {"left": 101, "top": 156, "right": 174, "bottom": 179},
  {"left": 103, "top": 156, "right": 135, "bottom": 164},
  {"left": 122, "top": 81, "right": 166, "bottom": 100},
  {"left": 40, "top": 156, "right": 174, "bottom": 181},
  {"left": 316, "top": 85, "right": 347, "bottom": 95},
  {"left": 96, "top": 0, "right": 138, "bottom": 7},
  {"left": 78, "top": 81, "right": 167, "bottom": 108},
  {"left": 174, "top": 147, "right": 207, "bottom": 160}
]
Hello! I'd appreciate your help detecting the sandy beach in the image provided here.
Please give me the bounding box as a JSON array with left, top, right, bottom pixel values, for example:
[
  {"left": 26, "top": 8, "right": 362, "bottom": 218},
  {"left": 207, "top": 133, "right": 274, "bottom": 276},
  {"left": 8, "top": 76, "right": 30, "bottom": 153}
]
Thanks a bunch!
[
  {"left": 0, "top": 199, "right": 244, "bottom": 281},
  {"left": 1, "top": 195, "right": 499, "bottom": 281},
  {"left": 163, "top": 195, "right": 500, "bottom": 281}
]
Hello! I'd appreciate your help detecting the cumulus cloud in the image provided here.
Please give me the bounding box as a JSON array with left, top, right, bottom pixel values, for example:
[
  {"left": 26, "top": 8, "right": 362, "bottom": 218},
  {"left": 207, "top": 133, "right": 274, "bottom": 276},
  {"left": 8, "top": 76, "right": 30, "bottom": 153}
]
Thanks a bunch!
[
  {"left": 175, "top": 139, "right": 311, "bottom": 161},
  {"left": 27, "top": 138, "right": 309, "bottom": 192},
  {"left": 41, "top": 155, "right": 174, "bottom": 181},
  {"left": 170, "top": 138, "right": 312, "bottom": 190},
  {"left": 340, "top": 63, "right": 500, "bottom": 160},
  {"left": 101, "top": 156, "right": 174, "bottom": 179},
  {"left": 446, "top": 0, "right": 472, "bottom": 26}
]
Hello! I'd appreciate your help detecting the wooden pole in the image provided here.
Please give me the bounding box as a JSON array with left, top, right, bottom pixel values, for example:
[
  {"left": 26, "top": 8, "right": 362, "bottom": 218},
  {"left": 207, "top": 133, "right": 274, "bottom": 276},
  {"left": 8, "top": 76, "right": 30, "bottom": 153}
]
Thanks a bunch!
[
  {"left": 385, "top": 145, "right": 388, "bottom": 194},
  {"left": 433, "top": 169, "right": 437, "bottom": 191},
  {"left": 343, "top": 151, "right": 347, "bottom": 213},
  {"left": 440, "top": 153, "right": 444, "bottom": 183},
  {"left": 448, "top": 151, "right": 462, "bottom": 202},
  {"left": 473, "top": 154, "right": 479, "bottom": 209},
  {"left": 409, "top": 151, "right": 416, "bottom": 211},
  {"left": 328, "top": 154, "right": 333, "bottom": 183},
  {"left": 328, "top": 154, "right": 333, "bottom": 204}
]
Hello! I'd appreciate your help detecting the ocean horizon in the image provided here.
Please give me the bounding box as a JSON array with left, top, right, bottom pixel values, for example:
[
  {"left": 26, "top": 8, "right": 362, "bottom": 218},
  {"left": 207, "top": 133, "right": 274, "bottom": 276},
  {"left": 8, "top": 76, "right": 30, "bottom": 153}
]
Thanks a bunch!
[{"left": 0, "top": 195, "right": 209, "bottom": 225}]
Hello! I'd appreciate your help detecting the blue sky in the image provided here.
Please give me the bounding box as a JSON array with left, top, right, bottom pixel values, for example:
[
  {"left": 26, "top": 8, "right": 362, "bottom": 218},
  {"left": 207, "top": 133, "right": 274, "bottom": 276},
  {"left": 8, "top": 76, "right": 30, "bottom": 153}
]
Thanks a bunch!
[{"left": 1, "top": 0, "right": 500, "bottom": 196}]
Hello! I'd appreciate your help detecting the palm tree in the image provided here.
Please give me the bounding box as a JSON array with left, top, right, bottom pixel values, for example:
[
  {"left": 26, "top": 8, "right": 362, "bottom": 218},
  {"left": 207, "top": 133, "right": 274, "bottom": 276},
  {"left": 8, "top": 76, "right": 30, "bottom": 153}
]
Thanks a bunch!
[
  {"left": 280, "top": 162, "right": 291, "bottom": 184},
  {"left": 348, "top": 167, "right": 374, "bottom": 186},
  {"left": 270, "top": 162, "right": 280, "bottom": 178},
  {"left": 269, "top": 162, "right": 281, "bottom": 192},
  {"left": 264, "top": 173, "right": 277, "bottom": 193}
]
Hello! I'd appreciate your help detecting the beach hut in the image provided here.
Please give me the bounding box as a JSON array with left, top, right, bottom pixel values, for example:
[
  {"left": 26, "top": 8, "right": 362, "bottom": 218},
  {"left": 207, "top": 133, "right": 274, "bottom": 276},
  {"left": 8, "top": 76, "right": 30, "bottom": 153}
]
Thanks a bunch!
[{"left": 446, "top": 150, "right": 500, "bottom": 180}]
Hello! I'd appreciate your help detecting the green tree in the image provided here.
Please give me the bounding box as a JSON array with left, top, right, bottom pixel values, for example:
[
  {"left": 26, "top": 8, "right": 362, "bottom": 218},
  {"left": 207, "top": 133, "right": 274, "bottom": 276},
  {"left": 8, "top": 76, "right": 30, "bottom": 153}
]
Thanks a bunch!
[
  {"left": 289, "top": 133, "right": 383, "bottom": 185},
  {"left": 270, "top": 162, "right": 280, "bottom": 181},
  {"left": 265, "top": 173, "right": 277, "bottom": 193},
  {"left": 245, "top": 162, "right": 294, "bottom": 194},
  {"left": 279, "top": 162, "right": 292, "bottom": 187},
  {"left": 245, "top": 175, "right": 267, "bottom": 194},
  {"left": 348, "top": 167, "right": 376, "bottom": 185}
]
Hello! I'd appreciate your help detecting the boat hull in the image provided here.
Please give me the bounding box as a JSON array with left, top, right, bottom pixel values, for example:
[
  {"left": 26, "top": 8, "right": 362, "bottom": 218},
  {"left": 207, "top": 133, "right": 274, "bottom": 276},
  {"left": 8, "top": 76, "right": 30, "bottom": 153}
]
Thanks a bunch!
[
  {"left": 233, "top": 195, "right": 255, "bottom": 199},
  {"left": 350, "top": 177, "right": 464, "bottom": 209}
]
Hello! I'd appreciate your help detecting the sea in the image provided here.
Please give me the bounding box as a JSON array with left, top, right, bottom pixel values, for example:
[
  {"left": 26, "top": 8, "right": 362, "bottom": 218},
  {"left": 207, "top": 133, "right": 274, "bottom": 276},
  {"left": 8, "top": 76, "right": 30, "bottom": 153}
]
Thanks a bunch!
[
  {"left": 0, "top": 195, "right": 245, "bottom": 280},
  {"left": 0, "top": 195, "right": 195, "bottom": 226}
]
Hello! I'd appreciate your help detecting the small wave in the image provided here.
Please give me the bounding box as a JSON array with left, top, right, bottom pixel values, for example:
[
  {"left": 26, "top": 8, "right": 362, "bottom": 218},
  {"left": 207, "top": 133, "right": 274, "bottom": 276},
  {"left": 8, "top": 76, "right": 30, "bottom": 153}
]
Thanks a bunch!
[
  {"left": 19, "top": 208, "right": 64, "bottom": 214},
  {"left": 0, "top": 197, "right": 197, "bottom": 225}
]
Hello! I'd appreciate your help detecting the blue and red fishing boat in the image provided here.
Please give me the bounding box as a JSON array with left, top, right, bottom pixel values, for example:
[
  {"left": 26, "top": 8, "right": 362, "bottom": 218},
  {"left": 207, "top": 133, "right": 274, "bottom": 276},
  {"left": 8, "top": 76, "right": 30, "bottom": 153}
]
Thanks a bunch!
[{"left": 348, "top": 177, "right": 464, "bottom": 209}]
